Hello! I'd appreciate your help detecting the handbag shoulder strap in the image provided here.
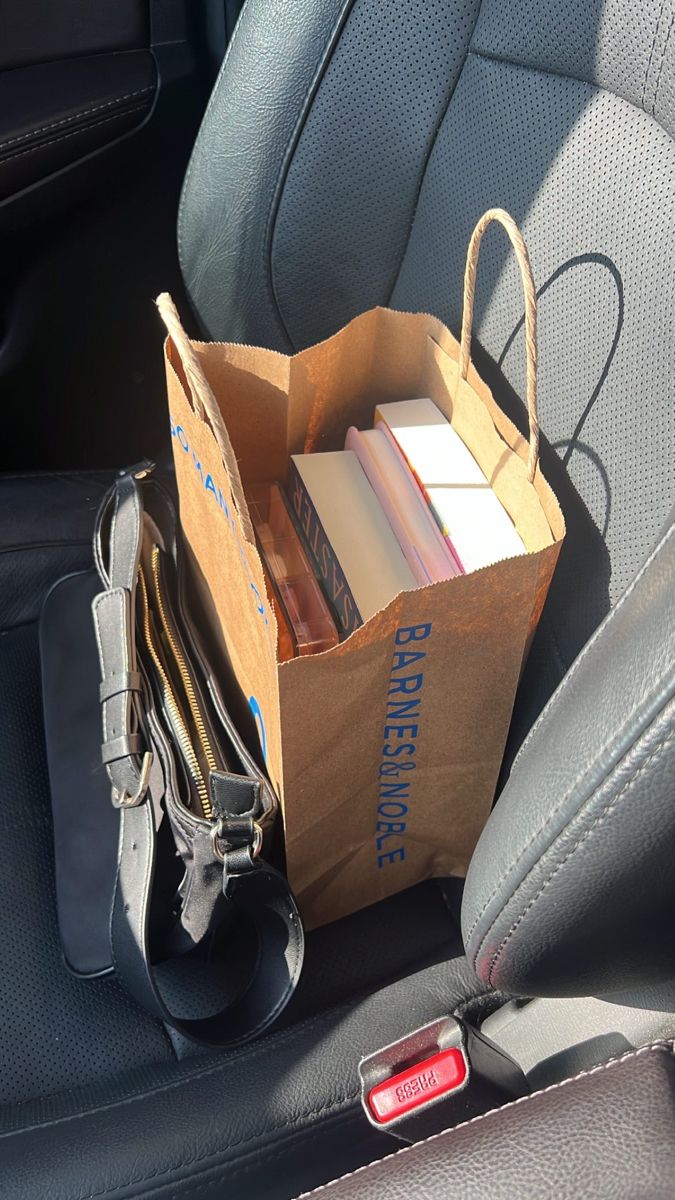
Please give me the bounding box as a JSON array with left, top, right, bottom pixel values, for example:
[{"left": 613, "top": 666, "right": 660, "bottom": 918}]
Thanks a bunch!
[
  {"left": 92, "top": 466, "right": 304, "bottom": 1046},
  {"left": 112, "top": 800, "right": 304, "bottom": 1045}
]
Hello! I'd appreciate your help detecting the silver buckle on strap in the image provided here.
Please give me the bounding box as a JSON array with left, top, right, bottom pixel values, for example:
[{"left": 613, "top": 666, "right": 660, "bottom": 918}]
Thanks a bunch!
[{"left": 111, "top": 751, "right": 153, "bottom": 809}]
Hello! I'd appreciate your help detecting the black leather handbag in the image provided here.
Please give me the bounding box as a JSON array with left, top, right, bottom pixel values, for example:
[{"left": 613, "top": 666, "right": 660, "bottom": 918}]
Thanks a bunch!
[{"left": 40, "top": 463, "right": 304, "bottom": 1046}]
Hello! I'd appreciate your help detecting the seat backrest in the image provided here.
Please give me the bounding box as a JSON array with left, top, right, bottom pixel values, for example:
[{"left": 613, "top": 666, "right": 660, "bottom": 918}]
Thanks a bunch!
[{"left": 178, "top": 0, "right": 675, "bottom": 995}]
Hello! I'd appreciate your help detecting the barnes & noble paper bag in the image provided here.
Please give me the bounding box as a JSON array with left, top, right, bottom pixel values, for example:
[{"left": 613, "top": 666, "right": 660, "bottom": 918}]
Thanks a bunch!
[{"left": 158, "top": 209, "right": 565, "bottom": 928}]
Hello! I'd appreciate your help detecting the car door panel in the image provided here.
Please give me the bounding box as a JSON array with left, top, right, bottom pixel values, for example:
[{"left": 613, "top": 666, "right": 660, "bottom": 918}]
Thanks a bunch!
[
  {"left": 0, "top": 51, "right": 156, "bottom": 201},
  {"left": 0, "top": 1, "right": 212, "bottom": 471},
  {"left": 0, "top": 0, "right": 148, "bottom": 71}
]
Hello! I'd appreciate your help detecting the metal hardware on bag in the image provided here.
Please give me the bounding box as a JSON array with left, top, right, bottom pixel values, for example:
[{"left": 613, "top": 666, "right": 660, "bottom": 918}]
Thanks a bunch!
[
  {"left": 359, "top": 1015, "right": 529, "bottom": 1144},
  {"left": 111, "top": 750, "right": 153, "bottom": 808},
  {"left": 119, "top": 460, "right": 155, "bottom": 481},
  {"left": 211, "top": 817, "right": 263, "bottom": 863}
]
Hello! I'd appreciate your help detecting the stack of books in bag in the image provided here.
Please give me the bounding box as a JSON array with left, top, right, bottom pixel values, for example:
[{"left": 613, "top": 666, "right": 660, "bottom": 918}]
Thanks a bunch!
[{"left": 248, "top": 397, "right": 527, "bottom": 651}]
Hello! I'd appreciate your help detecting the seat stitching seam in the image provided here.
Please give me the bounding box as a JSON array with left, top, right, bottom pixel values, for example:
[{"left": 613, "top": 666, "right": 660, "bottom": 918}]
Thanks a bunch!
[
  {"left": 158, "top": 1111, "right": 365, "bottom": 1199},
  {"left": 0, "top": 87, "right": 155, "bottom": 150},
  {"left": 510, "top": 520, "right": 672, "bottom": 773},
  {"left": 638, "top": 0, "right": 662, "bottom": 109},
  {"left": 653, "top": 7, "right": 675, "bottom": 114},
  {"left": 267, "top": 0, "right": 357, "bottom": 351},
  {"left": 293, "top": 1042, "right": 675, "bottom": 1199},
  {"left": 465, "top": 521, "right": 675, "bottom": 947},
  {"left": 638, "top": 0, "right": 667, "bottom": 110},
  {"left": 486, "top": 724, "right": 675, "bottom": 985},
  {"left": 453, "top": 988, "right": 498, "bottom": 1020},
  {"left": 0, "top": 106, "right": 149, "bottom": 165},
  {"left": 0, "top": 539, "right": 91, "bottom": 556},
  {"left": 543, "top": 609, "right": 567, "bottom": 677},
  {"left": 0, "top": 468, "right": 113, "bottom": 479},
  {"left": 177, "top": 4, "right": 248, "bottom": 275},
  {"left": 468, "top": 664, "right": 675, "bottom": 967},
  {"left": 0, "top": 993, "right": 365, "bottom": 1136},
  {"left": 68, "top": 1090, "right": 361, "bottom": 1200},
  {"left": 385, "top": 0, "right": 484, "bottom": 307},
  {"left": 469, "top": 44, "right": 675, "bottom": 138}
]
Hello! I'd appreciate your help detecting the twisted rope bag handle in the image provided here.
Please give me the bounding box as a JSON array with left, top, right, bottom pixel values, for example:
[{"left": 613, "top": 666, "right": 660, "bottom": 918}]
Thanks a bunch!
[{"left": 458, "top": 209, "right": 540, "bottom": 483}]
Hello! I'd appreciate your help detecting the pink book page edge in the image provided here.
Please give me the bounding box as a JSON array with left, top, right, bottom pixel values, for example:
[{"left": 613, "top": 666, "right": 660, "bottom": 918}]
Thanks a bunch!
[
  {"left": 372, "top": 420, "right": 464, "bottom": 575},
  {"left": 346, "top": 425, "right": 462, "bottom": 581}
]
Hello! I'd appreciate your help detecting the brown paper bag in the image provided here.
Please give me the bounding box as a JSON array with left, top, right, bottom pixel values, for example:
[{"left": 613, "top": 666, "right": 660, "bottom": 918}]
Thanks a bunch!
[{"left": 157, "top": 209, "right": 565, "bottom": 930}]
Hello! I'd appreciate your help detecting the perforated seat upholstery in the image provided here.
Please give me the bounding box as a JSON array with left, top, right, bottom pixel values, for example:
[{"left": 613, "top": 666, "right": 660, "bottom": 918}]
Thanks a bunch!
[{"left": 0, "top": 1, "right": 673, "bottom": 1196}]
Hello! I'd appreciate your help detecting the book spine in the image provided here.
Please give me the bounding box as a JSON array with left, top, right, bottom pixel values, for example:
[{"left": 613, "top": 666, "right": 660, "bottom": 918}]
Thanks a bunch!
[{"left": 287, "top": 460, "right": 362, "bottom": 638}]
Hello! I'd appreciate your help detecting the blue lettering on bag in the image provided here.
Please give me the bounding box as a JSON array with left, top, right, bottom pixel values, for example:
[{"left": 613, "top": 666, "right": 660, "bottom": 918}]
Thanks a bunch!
[
  {"left": 170, "top": 416, "right": 268, "bottom": 628},
  {"left": 248, "top": 694, "right": 267, "bottom": 764},
  {"left": 375, "top": 624, "right": 432, "bottom": 869}
]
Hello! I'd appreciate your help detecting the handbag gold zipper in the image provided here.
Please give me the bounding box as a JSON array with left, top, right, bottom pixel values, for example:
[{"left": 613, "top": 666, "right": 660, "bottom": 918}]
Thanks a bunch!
[{"left": 137, "top": 548, "right": 215, "bottom": 820}]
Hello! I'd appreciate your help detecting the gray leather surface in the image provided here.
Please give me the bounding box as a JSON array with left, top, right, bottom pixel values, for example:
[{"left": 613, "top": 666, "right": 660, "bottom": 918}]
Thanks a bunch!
[
  {"left": 470, "top": 0, "right": 675, "bottom": 139},
  {"left": 484, "top": 982, "right": 675, "bottom": 1090},
  {"left": 462, "top": 519, "right": 675, "bottom": 995},
  {"left": 392, "top": 35, "right": 675, "bottom": 613},
  {"left": 272, "top": 0, "right": 482, "bottom": 347},
  {"left": 300, "top": 1042, "right": 675, "bottom": 1200},
  {"left": 388, "top": 0, "right": 675, "bottom": 760},
  {"left": 0, "top": 959, "right": 485, "bottom": 1200},
  {"left": 178, "top": 0, "right": 350, "bottom": 348}
]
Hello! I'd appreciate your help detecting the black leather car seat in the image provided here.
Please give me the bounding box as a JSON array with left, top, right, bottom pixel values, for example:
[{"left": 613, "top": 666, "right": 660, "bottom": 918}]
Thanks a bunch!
[
  {"left": 300, "top": 1041, "right": 675, "bottom": 1200},
  {"left": 0, "top": 1, "right": 673, "bottom": 1197}
]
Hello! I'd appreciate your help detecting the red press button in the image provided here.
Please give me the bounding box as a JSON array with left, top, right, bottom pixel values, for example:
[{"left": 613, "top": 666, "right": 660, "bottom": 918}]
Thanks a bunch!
[{"left": 367, "top": 1047, "right": 468, "bottom": 1125}]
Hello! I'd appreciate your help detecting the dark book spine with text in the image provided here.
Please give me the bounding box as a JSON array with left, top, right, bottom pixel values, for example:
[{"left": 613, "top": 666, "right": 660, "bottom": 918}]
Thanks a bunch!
[{"left": 287, "top": 459, "right": 362, "bottom": 638}]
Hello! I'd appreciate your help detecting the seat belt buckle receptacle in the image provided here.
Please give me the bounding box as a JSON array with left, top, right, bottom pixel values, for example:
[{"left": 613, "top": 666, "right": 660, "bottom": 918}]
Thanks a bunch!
[{"left": 359, "top": 1014, "right": 529, "bottom": 1143}]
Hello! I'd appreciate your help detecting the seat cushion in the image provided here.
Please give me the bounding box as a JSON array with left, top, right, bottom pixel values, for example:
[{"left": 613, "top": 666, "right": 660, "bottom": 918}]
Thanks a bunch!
[
  {"left": 0, "top": 471, "right": 485, "bottom": 1198},
  {"left": 0, "top": 471, "right": 176, "bottom": 1104},
  {"left": 0, "top": 469, "right": 114, "bottom": 629},
  {"left": 303, "top": 1041, "right": 675, "bottom": 1200}
]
